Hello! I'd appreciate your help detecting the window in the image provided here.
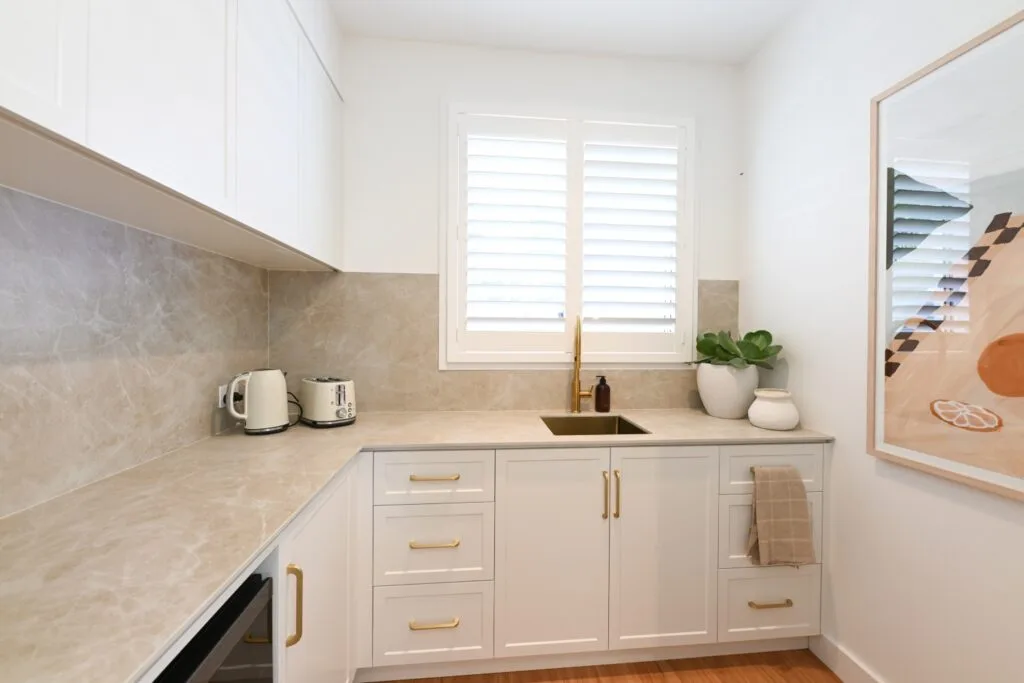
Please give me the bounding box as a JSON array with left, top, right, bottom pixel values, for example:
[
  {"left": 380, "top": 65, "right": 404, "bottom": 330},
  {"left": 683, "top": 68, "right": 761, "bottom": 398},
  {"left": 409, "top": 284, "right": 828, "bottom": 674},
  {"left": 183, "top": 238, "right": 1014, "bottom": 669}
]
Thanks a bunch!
[{"left": 443, "top": 109, "right": 694, "bottom": 366}]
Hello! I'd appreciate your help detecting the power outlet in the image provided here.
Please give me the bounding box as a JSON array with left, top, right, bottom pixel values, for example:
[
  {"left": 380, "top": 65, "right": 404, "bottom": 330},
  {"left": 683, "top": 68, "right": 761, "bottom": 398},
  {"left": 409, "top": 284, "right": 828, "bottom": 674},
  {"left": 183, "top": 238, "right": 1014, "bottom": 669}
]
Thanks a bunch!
[{"left": 217, "top": 384, "right": 229, "bottom": 409}]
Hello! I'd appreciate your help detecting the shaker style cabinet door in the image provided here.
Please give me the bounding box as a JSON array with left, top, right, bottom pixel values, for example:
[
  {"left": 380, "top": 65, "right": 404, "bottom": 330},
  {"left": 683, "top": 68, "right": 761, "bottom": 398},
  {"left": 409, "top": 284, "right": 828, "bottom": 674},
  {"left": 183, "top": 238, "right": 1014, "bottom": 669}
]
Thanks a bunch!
[
  {"left": 235, "top": 0, "right": 301, "bottom": 247},
  {"left": 277, "top": 470, "right": 353, "bottom": 683},
  {"left": 87, "top": 0, "right": 233, "bottom": 213},
  {"left": 609, "top": 446, "right": 719, "bottom": 650},
  {"left": 494, "top": 448, "right": 611, "bottom": 658},
  {"left": 298, "top": 34, "right": 344, "bottom": 268},
  {"left": 0, "top": 0, "right": 87, "bottom": 142}
]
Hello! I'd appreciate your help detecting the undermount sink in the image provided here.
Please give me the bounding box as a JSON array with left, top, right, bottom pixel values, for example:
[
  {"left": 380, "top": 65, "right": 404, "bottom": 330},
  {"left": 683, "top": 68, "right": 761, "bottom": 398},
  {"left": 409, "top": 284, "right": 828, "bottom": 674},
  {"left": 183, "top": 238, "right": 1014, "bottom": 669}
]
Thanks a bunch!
[{"left": 541, "top": 415, "right": 650, "bottom": 436}]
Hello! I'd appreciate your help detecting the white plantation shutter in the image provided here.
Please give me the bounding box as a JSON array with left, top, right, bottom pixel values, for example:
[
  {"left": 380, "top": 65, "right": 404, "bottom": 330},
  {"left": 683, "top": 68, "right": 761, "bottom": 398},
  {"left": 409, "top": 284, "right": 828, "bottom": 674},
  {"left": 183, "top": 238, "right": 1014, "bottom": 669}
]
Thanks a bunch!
[
  {"left": 581, "top": 122, "right": 682, "bottom": 357},
  {"left": 447, "top": 111, "right": 693, "bottom": 365}
]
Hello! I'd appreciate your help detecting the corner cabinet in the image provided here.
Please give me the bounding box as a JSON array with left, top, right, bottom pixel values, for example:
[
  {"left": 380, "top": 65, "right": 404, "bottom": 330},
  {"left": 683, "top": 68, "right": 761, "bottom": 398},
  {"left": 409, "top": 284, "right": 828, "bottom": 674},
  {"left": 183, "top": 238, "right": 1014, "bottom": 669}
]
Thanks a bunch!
[{"left": 276, "top": 466, "right": 358, "bottom": 683}]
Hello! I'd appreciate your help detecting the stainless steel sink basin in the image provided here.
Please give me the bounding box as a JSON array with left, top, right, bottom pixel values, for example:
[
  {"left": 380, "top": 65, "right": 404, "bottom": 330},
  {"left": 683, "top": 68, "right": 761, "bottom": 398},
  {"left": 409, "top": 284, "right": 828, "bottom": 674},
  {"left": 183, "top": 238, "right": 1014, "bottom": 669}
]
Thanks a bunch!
[{"left": 541, "top": 415, "right": 650, "bottom": 436}]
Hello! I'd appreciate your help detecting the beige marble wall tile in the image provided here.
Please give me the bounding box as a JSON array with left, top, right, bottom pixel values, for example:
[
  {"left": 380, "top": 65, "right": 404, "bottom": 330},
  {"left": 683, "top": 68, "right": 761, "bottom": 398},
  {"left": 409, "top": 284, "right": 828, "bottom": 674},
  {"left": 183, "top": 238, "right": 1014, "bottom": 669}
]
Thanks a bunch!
[
  {"left": 0, "top": 187, "right": 268, "bottom": 517},
  {"left": 270, "top": 272, "right": 739, "bottom": 412},
  {"left": 697, "top": 279, "right": 741, "bottom": 336}
]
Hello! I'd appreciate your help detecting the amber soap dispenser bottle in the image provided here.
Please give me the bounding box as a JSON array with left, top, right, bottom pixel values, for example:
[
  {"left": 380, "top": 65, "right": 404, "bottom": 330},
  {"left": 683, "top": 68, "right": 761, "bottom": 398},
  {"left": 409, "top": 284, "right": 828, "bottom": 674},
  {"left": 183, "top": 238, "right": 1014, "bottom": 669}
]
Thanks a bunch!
[{"left": 595, "top": 375, "right": 611, "bottom": 413}]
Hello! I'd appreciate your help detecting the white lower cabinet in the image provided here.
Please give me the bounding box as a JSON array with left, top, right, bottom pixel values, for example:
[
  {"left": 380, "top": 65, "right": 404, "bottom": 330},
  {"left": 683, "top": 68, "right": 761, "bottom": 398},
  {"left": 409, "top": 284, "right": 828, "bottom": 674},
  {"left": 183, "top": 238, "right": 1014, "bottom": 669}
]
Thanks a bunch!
[
  {"left": 718, "top": 492, "right": 823, "bottom": 569},
  {"left": 609, "top": 446, "right": 718, "bottom": 650},
  {"left": 277, "top": 467, "right": 357, "bottom": 683},
  {"left": 717, "top": 565, "right": 822, "bottom": 642},
  {"left": 373, "top": 503, "right": 494, "bottom": 586},
  {"left": 359, "top": 441, "right": 827, "bottom": 675},
  {"left": 373, "top": 581, "right": 494, "bottom": 666},
  {"left": 494, "top": 448, "right": 611, "bottom": 657}
]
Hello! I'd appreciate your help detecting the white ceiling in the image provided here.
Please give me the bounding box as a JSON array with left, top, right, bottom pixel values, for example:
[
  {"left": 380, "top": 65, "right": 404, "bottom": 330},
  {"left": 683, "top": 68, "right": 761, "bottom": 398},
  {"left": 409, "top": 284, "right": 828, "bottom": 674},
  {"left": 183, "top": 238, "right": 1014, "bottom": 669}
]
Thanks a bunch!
[{"left": 327, "top": 0, "right": 805, "bottom": 64}]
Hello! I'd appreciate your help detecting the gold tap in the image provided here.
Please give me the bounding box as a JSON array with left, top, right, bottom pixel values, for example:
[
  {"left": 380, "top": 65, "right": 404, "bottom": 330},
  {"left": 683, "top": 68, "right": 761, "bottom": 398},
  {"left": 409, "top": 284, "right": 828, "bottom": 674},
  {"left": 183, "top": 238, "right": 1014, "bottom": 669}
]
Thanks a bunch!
[{"left": 571, "top": 315, "right": 593, "bottom": 413}]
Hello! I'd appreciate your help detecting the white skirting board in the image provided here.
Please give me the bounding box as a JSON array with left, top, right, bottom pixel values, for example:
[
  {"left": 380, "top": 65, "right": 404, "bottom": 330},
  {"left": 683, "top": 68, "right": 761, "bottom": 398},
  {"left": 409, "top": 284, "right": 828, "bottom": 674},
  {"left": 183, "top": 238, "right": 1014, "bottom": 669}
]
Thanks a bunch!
[
  {"left": 810, "top": 635, "right": 886, "bottom": 683},
  {"left": 355, "top": 637, "right": 810, "bottom": 682}
]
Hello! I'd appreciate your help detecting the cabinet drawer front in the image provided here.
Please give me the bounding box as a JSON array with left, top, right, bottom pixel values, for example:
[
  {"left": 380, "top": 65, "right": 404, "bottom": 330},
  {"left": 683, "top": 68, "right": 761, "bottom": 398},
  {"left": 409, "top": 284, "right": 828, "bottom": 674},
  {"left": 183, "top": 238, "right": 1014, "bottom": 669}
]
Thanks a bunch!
[
  {"left": 717, "top": 565, "right": 821, "bottom": 642},
  {"left": 374, "top": 451, "right": 494, "bottom": 505},
  {"left": 374, "top": 503, "right": 494, "bottom": 586},
  {"left": 719, "top": 444, "right": 824, "bottom": 494},
  {"left": 373, "top": 582, "right": 494, "bottom": 666},
  {"left": 719, "top": 492, "right": 822, "bottom": 569}
]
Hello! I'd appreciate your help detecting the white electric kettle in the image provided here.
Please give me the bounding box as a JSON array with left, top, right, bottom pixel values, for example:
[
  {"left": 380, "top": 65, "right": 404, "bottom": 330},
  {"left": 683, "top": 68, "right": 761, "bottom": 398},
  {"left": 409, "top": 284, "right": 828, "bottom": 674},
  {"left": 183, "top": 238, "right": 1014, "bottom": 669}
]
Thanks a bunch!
[{"left": 227, "top": 369, "right": 290, "bottom": 435}]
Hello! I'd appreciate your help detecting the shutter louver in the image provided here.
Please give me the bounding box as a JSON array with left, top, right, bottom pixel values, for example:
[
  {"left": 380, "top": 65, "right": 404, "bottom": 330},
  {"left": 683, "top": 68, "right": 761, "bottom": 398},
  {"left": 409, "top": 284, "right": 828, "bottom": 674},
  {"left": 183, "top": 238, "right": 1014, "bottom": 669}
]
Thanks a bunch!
[
  {"left": 890, "top": 160, "right": 972, "bottom": 334},
  {"left": 582, "top": 126, "right": 679, "bottom": 334},
  {"left": 464, "top": 131, "right": 568, "bottom": 333}
]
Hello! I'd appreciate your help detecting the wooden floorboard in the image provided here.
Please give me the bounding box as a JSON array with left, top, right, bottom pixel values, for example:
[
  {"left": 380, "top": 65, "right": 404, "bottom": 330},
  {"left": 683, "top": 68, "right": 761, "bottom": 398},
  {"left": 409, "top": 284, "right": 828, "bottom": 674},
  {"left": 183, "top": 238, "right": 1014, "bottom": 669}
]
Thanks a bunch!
[{"left": 390, "top": 650, "right": 840, "bottom": 683}]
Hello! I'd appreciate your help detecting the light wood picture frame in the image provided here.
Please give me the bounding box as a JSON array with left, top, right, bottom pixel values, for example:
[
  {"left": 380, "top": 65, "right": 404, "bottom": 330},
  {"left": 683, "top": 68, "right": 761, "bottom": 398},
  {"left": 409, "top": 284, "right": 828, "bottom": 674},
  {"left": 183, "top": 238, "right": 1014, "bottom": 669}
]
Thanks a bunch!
[{"left": 868, "top": 11, "right": 1024, "bottom": 502}]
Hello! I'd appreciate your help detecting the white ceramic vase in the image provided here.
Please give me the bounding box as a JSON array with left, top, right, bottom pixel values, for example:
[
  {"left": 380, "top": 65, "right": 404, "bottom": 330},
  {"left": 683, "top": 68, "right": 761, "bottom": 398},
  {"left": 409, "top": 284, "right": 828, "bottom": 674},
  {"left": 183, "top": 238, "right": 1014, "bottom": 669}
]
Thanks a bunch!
[
  {"left": 696, "top": 363, "right": 759, "bottom": 419},
  {"left": 748, "top": 388, "right": 800, "bottom": 430}
]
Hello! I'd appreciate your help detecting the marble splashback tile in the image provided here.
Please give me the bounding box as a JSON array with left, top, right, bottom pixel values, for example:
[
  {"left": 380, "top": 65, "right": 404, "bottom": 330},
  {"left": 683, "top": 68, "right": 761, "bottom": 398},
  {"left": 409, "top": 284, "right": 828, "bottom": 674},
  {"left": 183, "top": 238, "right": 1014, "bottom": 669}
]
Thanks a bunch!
[
  {"left": 270, "top": 272, "right": 739, "bottom": 412},
  {"left": 0, "top": 187, "right": 268, "bottom": 517},
  {"left": 697, "top": 279, "right": 740, "bottom": 336}
]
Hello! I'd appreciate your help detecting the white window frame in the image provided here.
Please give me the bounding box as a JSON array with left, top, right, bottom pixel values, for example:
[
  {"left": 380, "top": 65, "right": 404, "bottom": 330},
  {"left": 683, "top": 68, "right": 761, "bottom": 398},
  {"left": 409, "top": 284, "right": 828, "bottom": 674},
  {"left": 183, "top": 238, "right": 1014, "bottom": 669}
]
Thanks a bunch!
[{"left": 439, "top": 103, "right": 697, "bottom": 370}]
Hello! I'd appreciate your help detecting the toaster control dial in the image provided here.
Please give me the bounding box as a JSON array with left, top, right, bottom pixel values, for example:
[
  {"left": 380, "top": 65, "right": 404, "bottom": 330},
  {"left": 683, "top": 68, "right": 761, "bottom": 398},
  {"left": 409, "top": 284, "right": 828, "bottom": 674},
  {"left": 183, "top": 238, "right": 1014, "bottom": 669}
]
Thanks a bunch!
[{"left": 337, "top": 408, "right": 347, "bottom": 419}]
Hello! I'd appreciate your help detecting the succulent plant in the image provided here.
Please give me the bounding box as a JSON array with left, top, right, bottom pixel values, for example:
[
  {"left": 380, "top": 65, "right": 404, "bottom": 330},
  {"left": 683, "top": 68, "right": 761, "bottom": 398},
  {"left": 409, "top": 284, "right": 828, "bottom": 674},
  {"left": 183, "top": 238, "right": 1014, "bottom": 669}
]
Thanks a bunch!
[{"left": 695, "top": 330, "right": 782, "bottom": 370}]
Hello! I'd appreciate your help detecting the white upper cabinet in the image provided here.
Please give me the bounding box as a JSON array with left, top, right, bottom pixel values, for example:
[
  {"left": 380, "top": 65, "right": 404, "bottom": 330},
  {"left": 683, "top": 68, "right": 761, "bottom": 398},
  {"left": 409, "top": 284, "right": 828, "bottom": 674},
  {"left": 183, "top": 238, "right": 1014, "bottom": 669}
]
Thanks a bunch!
[
  {"left": 87, "top": 0, "right": 233, "bottom": 213},
  {"left": 287, "top": 0, "right": 345, "bottom": 96},
  {"left": 298, "top": 35, "right": 344, "bottom": 268},
  {"left": 609, "top": 446, "right": 719, "bottom": 650},
  {"left": 0, "top": 0, "right": 87, "bottom": 142},
  {"left": 494, "top": 448, "right": 611, "bottom": 658},
  {"left": 236, "top": 0, "right": 301, "bottom": 247}
]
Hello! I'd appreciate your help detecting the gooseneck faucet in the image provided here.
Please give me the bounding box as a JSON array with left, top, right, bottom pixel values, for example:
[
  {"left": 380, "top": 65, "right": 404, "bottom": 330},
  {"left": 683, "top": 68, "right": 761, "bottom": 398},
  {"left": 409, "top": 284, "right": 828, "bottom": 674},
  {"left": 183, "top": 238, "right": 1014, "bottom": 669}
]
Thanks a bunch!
[{"left": 571, "top": 315, "right": 594, "bottom": 413}]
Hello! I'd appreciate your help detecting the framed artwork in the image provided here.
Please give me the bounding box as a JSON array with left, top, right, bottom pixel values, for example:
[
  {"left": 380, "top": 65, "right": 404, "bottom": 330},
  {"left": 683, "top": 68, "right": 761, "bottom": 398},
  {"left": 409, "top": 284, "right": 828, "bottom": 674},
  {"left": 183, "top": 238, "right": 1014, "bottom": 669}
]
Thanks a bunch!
[{"left": 868, "top": 11, "right": 1024, "bottom": 501}]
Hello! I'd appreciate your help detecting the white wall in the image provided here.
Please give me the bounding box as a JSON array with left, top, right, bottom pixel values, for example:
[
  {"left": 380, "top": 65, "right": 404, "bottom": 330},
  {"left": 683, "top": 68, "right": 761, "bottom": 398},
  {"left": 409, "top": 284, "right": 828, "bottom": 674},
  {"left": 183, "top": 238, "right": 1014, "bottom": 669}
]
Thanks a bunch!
[
  {"left": 742, "top": 2, "right": 1024, "bottom": 682},
  {"left": 339, "top": 36, "right": 742, "bottom": 278}
]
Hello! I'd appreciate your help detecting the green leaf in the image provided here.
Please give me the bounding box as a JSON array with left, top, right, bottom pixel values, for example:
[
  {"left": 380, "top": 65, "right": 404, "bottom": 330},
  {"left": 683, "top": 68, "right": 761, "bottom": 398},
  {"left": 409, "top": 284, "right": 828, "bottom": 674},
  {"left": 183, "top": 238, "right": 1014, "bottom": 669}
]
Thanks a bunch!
[
  {"left": 735, "top": 339, "right": 765, "bottom": 360},
  {"left": 728, "top": 357, "right": 749, "bottom": 369},
  {"left": 744, "top": 330, "right": 772, "bottom": 350},
  {"left": 717, "top": 331, "right": 741, "bottom": 358},
  {"left": 763, "top": 344, "right": 782, "bottom": 358},
  {"left": 711, "top": 346, "right": 734, "bottom": 364},
  {"left": 695, "top": 336, "right": 720, "bottom": 358},
  {"left": 752, "top": 360, "right": 775, "bottom": 370}
]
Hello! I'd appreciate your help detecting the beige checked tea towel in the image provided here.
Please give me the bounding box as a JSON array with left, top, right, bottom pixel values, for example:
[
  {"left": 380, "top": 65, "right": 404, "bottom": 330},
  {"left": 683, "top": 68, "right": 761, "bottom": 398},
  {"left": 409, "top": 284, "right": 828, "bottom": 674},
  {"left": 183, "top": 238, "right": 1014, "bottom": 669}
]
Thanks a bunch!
[{"left": 747, "top": 465, "right": 815, "bottom": 566}]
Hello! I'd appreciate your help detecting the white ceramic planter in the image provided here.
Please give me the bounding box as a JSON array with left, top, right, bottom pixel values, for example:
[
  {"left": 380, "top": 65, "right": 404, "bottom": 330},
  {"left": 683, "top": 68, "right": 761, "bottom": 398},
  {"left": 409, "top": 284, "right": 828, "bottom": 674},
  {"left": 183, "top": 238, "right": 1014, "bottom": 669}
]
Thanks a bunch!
[
  {"left": 748, "top": 388, "right": 800, "bottom": 430},
  {"left": 696, "top": 363, "right": 759, "bottom": 419}
]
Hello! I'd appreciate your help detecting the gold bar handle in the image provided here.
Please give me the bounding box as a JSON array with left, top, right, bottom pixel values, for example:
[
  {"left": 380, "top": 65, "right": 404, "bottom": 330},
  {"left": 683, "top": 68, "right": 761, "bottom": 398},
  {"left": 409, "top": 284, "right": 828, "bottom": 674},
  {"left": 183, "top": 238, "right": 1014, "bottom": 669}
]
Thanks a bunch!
[
  {"left": 286, "top": 564, "right": 304, "bottom": 647},
  {"left": 602, "top": 470, "right": 610, "bottom": 519},
  {"left": 748, "top": 598, "right": 794, "bottom": 610},
  {"left": 409, "top": 473, "right": 461, "bottom": 482},
  {"left": 409, "top": 617, "right": 461, "bottom": 631},
  {"left": 409, "top": 538, "right": 461, "bottom": 549},
  {"left": 613, "top": 469, "right": 622, "bottom": 519}
]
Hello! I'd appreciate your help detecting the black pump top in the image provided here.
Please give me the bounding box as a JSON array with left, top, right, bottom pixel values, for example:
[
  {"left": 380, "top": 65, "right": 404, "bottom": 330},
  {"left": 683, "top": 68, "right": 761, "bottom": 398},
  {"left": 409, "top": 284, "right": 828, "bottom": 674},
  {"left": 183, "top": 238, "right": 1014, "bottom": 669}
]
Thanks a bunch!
[{"left": 597, "top": 375, "right": 608, "bottom": 384}]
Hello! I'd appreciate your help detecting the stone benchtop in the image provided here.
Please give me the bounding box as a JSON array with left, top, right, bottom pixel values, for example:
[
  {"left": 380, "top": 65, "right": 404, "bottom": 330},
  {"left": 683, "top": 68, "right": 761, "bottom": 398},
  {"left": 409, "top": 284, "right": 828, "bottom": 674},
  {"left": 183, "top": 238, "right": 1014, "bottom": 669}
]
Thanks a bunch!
[{"left": 0, "top": 409, "right": 830, "bottom": 683}]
